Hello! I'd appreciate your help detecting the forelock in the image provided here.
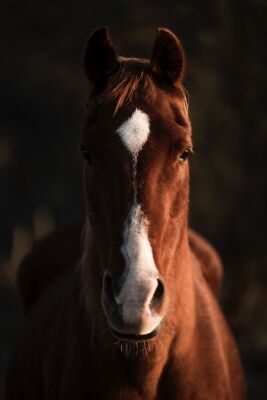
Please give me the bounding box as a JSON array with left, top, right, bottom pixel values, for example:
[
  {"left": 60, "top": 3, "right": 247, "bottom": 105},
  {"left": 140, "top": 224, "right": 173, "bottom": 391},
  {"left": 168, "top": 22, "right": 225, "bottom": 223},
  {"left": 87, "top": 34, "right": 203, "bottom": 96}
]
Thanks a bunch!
[
  {"left": 99, "top": 58, "right": 156, "bottom": 114},
  {"left": 94, "top": 58, "right": 189, "bottom": 117}
]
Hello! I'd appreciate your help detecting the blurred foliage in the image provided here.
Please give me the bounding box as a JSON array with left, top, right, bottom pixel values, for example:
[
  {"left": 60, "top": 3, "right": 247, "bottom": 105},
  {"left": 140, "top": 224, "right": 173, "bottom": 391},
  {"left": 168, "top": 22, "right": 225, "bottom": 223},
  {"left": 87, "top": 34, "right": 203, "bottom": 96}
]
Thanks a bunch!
[{"left": 0, "top": 0, "right": 266, "bottom": 398}]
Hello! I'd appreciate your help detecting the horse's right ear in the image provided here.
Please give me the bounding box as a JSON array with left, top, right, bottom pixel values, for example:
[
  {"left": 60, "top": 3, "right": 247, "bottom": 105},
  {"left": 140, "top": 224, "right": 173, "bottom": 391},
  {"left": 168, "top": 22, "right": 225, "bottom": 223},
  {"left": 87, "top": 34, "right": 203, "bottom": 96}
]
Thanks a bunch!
[
  {"left": 83, "top": 27, "right": 119, "bottom": 91},
  {"left": 151, "top": 28, "right": 185, "bottom": 85}
]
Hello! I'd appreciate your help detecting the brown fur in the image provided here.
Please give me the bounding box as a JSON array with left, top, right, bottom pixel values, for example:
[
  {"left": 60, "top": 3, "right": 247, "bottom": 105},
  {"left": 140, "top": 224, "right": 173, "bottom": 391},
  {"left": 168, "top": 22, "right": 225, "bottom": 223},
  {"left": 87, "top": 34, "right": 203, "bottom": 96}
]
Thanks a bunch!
[{"left": 7, "top": 27, "right": 245, "bottom": 399}]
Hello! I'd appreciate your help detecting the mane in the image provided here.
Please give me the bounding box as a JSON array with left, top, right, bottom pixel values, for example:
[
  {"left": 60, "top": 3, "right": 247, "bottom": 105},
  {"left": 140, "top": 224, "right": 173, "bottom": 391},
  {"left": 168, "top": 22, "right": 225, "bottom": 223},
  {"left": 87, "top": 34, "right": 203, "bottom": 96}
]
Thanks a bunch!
[{"left": 98, "top": 57, "right": 189, "bottom": 116}]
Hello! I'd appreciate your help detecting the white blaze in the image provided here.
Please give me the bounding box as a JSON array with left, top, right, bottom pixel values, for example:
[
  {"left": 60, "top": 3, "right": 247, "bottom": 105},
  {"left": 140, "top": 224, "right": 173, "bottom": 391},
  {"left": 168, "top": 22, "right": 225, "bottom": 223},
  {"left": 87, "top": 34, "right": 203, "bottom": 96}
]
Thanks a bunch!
[
  {"left": 117, "top": 205, "right": 159, "bottom": 325},
  {"left": 116, "top": 109, "right": 162, "bottom": 334}
]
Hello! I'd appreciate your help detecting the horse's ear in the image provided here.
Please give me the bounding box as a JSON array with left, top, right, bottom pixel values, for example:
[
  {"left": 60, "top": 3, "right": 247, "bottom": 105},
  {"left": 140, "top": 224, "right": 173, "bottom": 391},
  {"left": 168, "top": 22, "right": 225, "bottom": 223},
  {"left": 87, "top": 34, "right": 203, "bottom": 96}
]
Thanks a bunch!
[
  {"left": 151, "top": 28, "right": 185, "bottom": 85},
  {"left": 83, "top": 27, "right": 119, "bottom": 90}
]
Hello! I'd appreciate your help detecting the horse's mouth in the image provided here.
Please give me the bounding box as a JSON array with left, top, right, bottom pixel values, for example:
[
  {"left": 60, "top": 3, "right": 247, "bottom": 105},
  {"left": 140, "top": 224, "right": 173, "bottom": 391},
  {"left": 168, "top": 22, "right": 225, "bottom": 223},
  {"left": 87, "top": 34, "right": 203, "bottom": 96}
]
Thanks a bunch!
[{"left": 111, "top": 328, "right": 158, "bottom": 342}]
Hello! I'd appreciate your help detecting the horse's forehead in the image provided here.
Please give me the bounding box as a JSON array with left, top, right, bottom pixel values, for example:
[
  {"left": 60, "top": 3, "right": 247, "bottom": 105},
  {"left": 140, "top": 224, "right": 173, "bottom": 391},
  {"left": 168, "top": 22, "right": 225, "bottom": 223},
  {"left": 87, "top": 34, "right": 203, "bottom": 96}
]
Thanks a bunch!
[{"left": 85, "top": 94, "right": 189, "bottom": 155}]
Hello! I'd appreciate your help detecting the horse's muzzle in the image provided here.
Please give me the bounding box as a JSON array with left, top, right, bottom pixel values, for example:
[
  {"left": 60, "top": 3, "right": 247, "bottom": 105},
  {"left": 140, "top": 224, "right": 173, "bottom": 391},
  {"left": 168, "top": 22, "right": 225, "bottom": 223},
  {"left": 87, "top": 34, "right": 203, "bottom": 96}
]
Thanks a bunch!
[{"left": 102, "top": 272, "right": 165, "bottom": 339}]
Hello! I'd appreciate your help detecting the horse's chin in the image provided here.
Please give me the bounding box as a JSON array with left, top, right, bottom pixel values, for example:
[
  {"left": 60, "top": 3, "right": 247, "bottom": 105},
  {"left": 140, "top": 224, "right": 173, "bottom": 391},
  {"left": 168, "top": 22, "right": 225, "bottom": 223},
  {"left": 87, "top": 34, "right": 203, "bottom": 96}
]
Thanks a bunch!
[{"left": 111, "top": 327, "right": 159, "bottom": 343}]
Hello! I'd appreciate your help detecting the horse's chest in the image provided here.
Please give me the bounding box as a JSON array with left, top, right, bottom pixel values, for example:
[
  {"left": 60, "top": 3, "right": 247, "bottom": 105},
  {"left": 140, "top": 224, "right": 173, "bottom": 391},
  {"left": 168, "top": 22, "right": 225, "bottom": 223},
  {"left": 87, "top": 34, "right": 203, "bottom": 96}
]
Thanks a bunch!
[{"left": 55, "top": 344, "right": 232, "bottom": 400}]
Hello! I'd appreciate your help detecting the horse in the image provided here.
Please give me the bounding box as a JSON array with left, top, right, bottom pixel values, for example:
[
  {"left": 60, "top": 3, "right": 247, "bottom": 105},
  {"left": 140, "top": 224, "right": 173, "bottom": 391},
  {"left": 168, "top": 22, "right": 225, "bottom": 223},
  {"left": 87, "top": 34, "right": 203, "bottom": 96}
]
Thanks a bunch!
[{"left": 7, "top": 27, "right": 245, "bottom": 399}]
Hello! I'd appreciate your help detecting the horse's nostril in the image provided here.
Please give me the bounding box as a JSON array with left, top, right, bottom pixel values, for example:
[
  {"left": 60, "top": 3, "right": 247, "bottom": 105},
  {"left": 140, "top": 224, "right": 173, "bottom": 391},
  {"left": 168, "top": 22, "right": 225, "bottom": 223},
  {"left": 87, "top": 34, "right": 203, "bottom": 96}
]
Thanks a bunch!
[
  {"left": 103, "top": 274, "right": 116, "bottom": 306},
  {"left": 151, "top": 279, "right": 165, "bottom": 310},
  {"left": 154, "top": 279, "right": 165, "bottom": 301}
]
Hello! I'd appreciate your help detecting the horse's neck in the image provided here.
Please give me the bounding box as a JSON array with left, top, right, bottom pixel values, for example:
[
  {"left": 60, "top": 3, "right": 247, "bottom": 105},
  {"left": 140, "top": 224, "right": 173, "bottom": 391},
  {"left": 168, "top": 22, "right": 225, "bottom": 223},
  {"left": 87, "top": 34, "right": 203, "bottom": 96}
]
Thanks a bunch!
[{"left": 167, "top": 224, "right": 197, "bottom": 353}]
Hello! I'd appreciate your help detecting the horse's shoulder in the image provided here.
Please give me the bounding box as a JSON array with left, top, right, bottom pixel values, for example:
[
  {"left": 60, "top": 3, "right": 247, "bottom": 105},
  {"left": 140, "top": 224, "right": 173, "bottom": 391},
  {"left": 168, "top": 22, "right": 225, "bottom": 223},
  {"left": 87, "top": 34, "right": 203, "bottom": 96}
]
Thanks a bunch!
[
  {"left": 8, "top": 267, "right": 84, "bottom": 398},
  {"left": 17, "top": 220, "right": 83, "bottom": 313},
  {"left": 189, "top": 228, "right": 223, "bottom": 297}
]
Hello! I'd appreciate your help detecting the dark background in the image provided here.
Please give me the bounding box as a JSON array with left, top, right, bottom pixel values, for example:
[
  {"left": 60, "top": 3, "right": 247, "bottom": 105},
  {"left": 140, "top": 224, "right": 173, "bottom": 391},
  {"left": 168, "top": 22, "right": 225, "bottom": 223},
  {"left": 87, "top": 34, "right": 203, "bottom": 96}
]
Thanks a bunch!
[{"left": 1, "top": 0, "right": 266, "bottom": 398}]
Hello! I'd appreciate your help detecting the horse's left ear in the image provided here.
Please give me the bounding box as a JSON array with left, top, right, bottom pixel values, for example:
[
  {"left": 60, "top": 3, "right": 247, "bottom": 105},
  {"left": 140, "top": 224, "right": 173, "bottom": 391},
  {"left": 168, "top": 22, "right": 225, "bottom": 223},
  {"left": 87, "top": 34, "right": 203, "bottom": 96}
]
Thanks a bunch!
[
  {"left": 151, "top": 28, "right": 185, "bottom": 85},
  {"left": 83, "top": 27, "right": 119, "bottom": 91}
]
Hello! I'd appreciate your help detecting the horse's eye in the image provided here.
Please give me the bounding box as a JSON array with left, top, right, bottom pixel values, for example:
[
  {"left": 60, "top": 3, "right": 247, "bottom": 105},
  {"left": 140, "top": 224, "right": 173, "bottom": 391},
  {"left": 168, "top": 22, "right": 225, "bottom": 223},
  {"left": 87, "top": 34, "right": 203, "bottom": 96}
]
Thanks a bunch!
[
  {"left": 80, "top": 146, "right": 93, "bottom": 165},
  {"left": 178, "top": 149, "right": 192, "bottom": 163}
]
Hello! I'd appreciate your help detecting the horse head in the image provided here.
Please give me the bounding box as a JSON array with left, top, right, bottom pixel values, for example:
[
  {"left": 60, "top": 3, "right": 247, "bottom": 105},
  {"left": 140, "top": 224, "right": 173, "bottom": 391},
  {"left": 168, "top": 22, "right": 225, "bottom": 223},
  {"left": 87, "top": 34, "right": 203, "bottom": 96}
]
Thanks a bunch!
[{"left": 81, "top": 27, "right": 192, "bottom": 343}]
